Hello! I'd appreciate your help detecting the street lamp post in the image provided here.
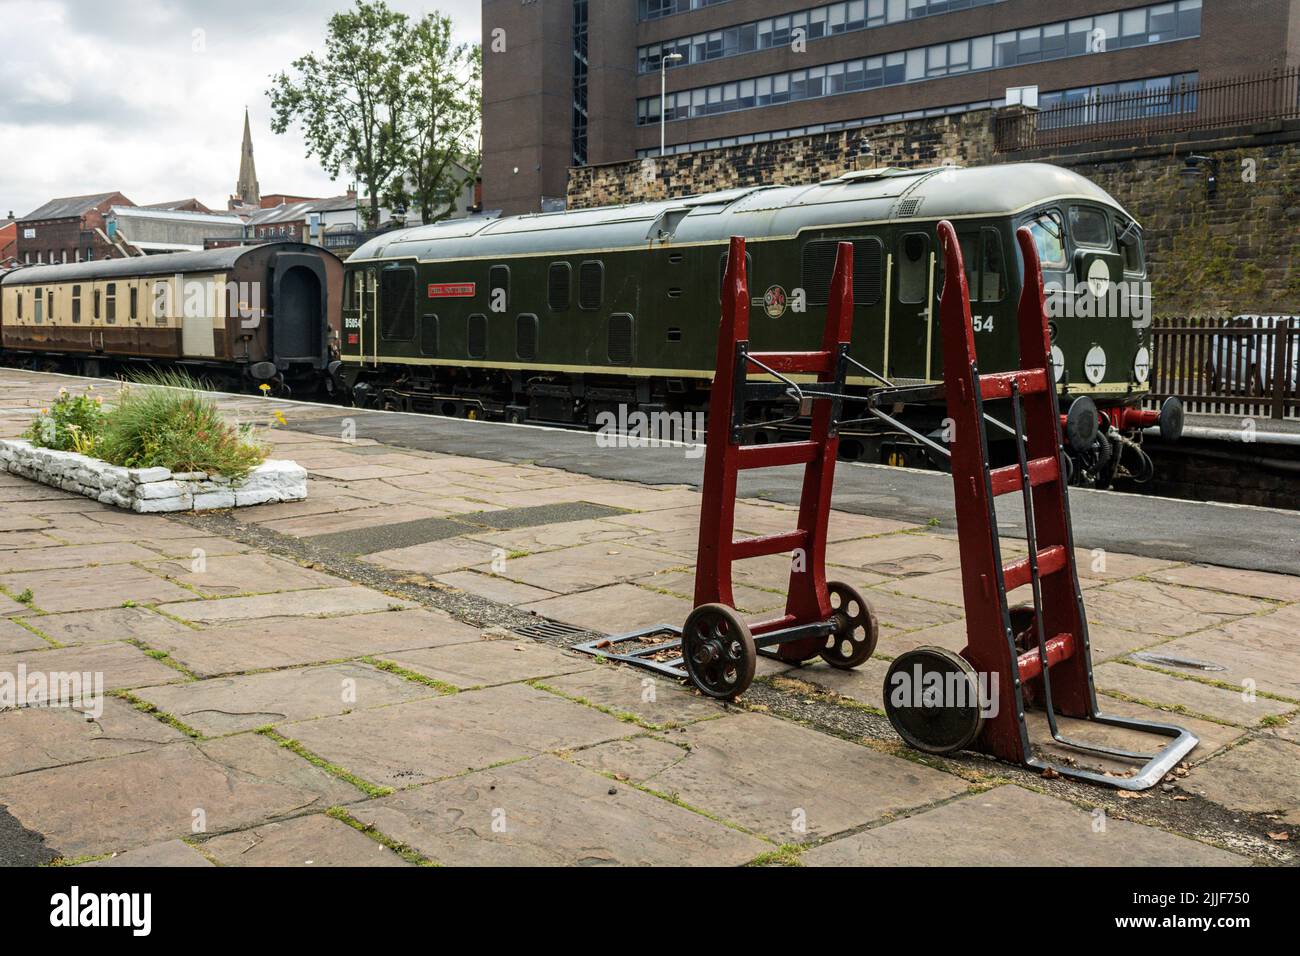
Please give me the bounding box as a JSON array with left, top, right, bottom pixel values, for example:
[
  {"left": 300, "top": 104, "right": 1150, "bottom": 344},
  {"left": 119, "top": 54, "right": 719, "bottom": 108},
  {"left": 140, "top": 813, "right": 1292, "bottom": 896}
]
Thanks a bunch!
[{"left": 660, "top": 52, "right": 684, "bottom": 157}]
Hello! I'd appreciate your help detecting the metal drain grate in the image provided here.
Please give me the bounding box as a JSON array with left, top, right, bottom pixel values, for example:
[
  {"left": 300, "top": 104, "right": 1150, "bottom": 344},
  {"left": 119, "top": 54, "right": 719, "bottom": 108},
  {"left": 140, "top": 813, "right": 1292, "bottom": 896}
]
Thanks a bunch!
[{"left": 512, "top": 618, "right": 591, "bottom": 640}]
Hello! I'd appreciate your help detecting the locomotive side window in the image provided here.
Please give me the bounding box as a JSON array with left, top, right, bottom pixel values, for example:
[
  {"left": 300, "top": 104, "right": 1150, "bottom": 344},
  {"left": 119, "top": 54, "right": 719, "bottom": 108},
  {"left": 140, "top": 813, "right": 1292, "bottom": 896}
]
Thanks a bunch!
[
  {"left": 1116, "top": 215, "right": 1144, "bottom": 275},
  {"left": 489, "top": 265, "right": 510, "bottom": 311},
  {"left": 608, "top": 314, "right": 635, "bottom": 365},
  {"left": 801, "top": 238, "right": 883, "bottom": 306},
  {"left": 72, "top": 285, "right": 82, "bottom": 324},
  {"left": 578, "top": 261, "right": 604, "bottom": 311},
  {"left": 1025, "top": 211, "right": 1066, "bottom": 269},
  {"left": 516, "top": 313, "right": 539, "bottom": 361},
  {"left": 897, "top": 233, "right": 929, "bottom": 304},
  {"left": 467, "top": 313, "right": 488, "bottom": 359},
  {"left": 106, "top": 283, "right": 117, "bottom": 324},
  {"left": 379, "top": 267, "right": 416, "bottom": 341},
  {"left": 419, "top": 314, "right": 439, "bottom": 357},
  {"left": 548, "top": 262, "right": 571, "bottom": 312},
  {"left": 1068, "top": 206, "right": 1111, "bottom": 249}
]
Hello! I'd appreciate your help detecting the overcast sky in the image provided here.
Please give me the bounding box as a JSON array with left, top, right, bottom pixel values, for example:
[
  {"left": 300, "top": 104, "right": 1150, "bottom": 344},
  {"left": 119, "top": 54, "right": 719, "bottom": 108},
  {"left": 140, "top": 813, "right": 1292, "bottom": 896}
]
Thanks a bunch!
[{"left": 0, "top": 0, "right": 481, "bottom": 219}]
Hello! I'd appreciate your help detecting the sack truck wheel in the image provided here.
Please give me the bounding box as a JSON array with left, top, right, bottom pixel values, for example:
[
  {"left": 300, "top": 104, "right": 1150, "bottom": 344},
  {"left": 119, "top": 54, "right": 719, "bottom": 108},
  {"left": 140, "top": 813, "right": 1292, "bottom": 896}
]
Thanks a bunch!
[
  {"left": 819, "top": 581, "right": 879, "bottom": 669},
  {"left": 682, "top": 603, "right": 757, "bottom": 700},
  {"left": 883, "top": 647, "right": 985, "bottom": 754}
]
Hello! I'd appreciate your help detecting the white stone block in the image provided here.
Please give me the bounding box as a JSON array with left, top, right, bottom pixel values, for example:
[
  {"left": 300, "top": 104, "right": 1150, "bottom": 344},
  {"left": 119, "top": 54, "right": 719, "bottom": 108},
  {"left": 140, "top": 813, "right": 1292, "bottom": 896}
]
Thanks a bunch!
[
  {"left": 193, "top": 491, "right": 236, "bottom": 510},
  {"left": 128, "top": 467, "right": 172, "bottom": 483},
  {"left": 133, "top": 495, "right": 193, "bottom": 513},
  {"left": 136, "top": 480, "right": 186, "bottom": 501}
]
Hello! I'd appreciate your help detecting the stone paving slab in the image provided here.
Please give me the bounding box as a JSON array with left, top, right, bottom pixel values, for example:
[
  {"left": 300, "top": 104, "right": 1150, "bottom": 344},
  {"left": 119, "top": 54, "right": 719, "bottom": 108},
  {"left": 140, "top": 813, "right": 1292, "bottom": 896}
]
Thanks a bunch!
[
  {"left": 1094, "top": 661, "right": 1294, "bottom": 726},
  {"left": 803, "top": 784, "right": 1248, "bottom": 866},
  {"left": 156, "top": 588, "right": 416, "bottom": 624},
  {"left": 136, "top": 662, "right": 441, "bottom": 736},
  {"left": 143, "top": 553, "right": 344, "bottom": 597},
  {"left": 567, "top": 735, "right": 689, "bottom": 784},
  {"left": 0, "top": 542, "right": 161, "bottom": 574},
  {"left": 826, "top": 532, "right": 963, "bottom": 576},
  {"left": 613, "top": 712, "right": 969, "bottom": 842},
  {"left": 431, "top": 570, "right": 557, "bottom": 605},
  {"left": 349, "top": 754, "right": 768, "bottom": 866},
  {"left": 1146, "top": 606, "right": 1300, "bottom": 700},
  {"left": 461, "top": 517, "right": 649, "bottom": 555},
  {"left": 259, "top": 504, "right": 452, "bottom": 540},
  {"left": 308, "top": 516, "right": 479, "bottom": 556},
  {"left": 131, "top": 536, "right": 251, "bottom": 559},
  {"left": 1083, "top": 579, "right": 1273, "bottom": 638},
  {"left": 376, "top": 641, "right": 595, "bottom": 689},
  {"left": 772, "top": 658, "right": 893, "bottom": 712},
  {"left": 83, "top": 839, "right": 213, "bottom": 867},
  {"left": 1148, "top": 564, "right": 1300, "bottom": 602},
  {"left": 29, "top": 606, "right": 196, "bottom": 647},
  {"left": 538, "top": 664, "right": 723, "bottom": 727},
  {"left": 860, "top": 586, "right": 964, "bottom": 633},
  {"left": 363, "top": 536, "right": 500, "bottom": 576},
  {"left": 200, "top": 813, "right": 411, "bottom": 866},
  {"left": 0, "top": 618, "right": 47, "bottom": 652},
  {"left": 0, "top": 641, "right": 183, "bottom": 693},
  {"left": 490, "top": 542, "right": 682, "bottom": 593},
  {"left": 140, "top": 609, "right": 482, "bottom": 678},
  {"left": 0, "top": 696, "right": 188, "bottom": 777},
  {"left": 518, "top": 582, "right": 694, "bottom": 634},
  {"left": 0, "top": 565, "right": 196, "bottom": 613},
  {"left": 0, "top": 531, "right": 61, "bottom": 550},
  {"left": 281, "top": 682, "right": 631, "bottom": 789},
  {"left": 1182, "top": 737, "right": 1300, "bottom": 823},
  {"left": 0, "top": 734, "right": 364, "bottom": 858}
]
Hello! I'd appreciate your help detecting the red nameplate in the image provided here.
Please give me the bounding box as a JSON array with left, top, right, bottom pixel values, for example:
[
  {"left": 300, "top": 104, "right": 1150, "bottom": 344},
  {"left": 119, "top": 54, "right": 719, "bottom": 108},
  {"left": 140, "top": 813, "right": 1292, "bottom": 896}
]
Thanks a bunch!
[{"left": 428, "top": 283, "right": 476, "bottom": 298}]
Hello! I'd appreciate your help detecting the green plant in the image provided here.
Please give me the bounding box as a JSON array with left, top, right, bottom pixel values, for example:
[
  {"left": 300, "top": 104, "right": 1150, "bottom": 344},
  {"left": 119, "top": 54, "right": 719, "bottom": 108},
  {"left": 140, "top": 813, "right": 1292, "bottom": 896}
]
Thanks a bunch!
[
  {"left": 95, "top": 370, "right": 269, "bottom": 480},
  {"left": 22, "top": 387, "right": 106, "bottom": 454}
]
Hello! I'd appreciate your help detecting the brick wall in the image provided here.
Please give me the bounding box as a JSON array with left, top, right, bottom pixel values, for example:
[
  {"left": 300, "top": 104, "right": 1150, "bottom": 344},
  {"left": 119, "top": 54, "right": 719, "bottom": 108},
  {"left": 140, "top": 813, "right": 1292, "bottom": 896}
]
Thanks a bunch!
[{"left": 568, "top": 111, "right": 1300, "bottom": 316}]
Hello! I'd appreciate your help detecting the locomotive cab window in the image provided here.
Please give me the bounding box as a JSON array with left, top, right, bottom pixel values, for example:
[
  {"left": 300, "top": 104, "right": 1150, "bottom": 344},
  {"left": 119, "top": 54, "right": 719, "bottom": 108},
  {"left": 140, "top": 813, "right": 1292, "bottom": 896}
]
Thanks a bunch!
[
  {"left": 897, "top": 233, "right": 930, "bottom": 304},
  {"left": 1025, "top": 211, "right": 1067, "bottom": 269},
  {"left": 949, "top": 229, "right": 1007, "bottom": 302},
  {"left": 1069, "top": 206, "right": 1111, "bottom": 249},
  {"left": 379, "top": 267, "right": 416, "bottom": 341}
]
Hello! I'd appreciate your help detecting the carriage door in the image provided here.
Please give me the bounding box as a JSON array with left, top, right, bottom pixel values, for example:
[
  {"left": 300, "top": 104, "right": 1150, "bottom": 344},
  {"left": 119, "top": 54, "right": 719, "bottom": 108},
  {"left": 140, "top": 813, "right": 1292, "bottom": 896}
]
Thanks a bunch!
[
  {"left": 272, "top": 253, "right": 328, "bottom": 368},
  {"left": 893, "top": 232, "right": 934, "bottom": 382}
]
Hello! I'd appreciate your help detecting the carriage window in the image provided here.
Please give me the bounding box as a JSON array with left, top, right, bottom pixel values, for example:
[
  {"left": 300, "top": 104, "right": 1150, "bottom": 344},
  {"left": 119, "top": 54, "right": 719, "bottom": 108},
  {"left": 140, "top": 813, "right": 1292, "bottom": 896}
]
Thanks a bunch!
[
  {"left": 106, "top": 283, "right": 117, "bottom": 324},
  {"left": 16, "top": 291, "right": 22, "bottom": 320},
  {"left": 72, "top": 285, "right": 82, "bottom": 324},
  {"left": 548, "top": 262, "right": 571, "bottom": 311},
  {"left": 1116, "top": 216, "right": 1144, "bottom": 275},
  {"left": 897, "top": 233, "right": 929, "bottom": 304},
  {"left": 154, "top": 281, "right": 169, "bottom": 326},
  {"left": 93, "top": 289, "right": 101, "bottom": 321},
  {"left": 1025, "top": 211, "right": 1066, "bottom": 269},
  {"left": 578, "top": 261, "right": 604, "bottom": 310},
  {"left": 489, "top": 265, "right": 510, "bottom": 312},
  {"left": 379, "top": 268, "right": 416, "bottom": 341},
  {"left": 1069, "top": 206, "right": 1111, "bottom": 249},
  {"left": 130, "top": 286, "right": 138, "bottom": 320}
]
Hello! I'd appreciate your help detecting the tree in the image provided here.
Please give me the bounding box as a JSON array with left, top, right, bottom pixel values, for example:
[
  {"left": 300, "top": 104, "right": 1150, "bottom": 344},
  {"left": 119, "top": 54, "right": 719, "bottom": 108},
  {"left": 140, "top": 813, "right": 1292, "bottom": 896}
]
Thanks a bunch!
[
  {"left": 394, "top": 14, "right": 482, "bottom": 224},
  {"left": 268, "top": 1, "right": 411, "bottom": 230}
]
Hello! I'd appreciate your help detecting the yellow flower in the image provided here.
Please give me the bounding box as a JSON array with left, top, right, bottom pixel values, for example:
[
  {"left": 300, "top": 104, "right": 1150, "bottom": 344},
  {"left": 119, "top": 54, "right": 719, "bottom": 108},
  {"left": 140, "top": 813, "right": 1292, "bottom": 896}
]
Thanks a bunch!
[
  {"left": 258, "top": 383, "right": 271, "bottom": 395},
  {"left": 273, "top": 410, "right": 287, "bottom": 426}
]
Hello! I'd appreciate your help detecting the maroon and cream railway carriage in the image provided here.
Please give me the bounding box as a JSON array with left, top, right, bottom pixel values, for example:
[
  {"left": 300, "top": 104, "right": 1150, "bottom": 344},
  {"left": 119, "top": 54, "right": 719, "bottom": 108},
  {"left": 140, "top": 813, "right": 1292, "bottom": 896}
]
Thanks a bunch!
[{"left": 0, "top": 243, "right": 343, "bottom": 393}]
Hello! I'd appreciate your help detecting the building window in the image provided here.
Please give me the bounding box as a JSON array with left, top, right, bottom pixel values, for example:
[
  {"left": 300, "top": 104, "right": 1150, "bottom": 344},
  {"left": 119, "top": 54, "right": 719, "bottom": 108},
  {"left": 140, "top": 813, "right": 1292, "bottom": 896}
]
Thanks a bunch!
[
  {"left": 636, "top": 1, "right": 1203, "bottom": 124},
  {"left": 572, "top": 0, "right": 589, "bottom": 166}
]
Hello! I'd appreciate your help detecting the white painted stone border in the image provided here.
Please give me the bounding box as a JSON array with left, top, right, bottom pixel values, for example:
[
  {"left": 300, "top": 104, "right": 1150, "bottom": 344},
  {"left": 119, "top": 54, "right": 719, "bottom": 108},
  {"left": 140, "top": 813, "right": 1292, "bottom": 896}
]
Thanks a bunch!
[{"left": 0, "top": 439, "right": 307, "bottom": 513}]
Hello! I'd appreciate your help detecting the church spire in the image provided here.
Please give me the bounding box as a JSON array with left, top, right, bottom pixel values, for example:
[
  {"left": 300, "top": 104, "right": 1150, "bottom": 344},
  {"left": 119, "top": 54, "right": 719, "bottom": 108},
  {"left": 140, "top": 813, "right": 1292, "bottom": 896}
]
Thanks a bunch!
[{"left": 235, "top": 108, "right": 261, "bottom": 207}]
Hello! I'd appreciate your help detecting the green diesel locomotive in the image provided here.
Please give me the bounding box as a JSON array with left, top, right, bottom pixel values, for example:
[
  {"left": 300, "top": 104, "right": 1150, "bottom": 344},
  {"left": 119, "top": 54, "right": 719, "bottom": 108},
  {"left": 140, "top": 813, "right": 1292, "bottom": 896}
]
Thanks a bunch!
[{"left": 339, "top": 162, "right": 1175, "bottom": 480}]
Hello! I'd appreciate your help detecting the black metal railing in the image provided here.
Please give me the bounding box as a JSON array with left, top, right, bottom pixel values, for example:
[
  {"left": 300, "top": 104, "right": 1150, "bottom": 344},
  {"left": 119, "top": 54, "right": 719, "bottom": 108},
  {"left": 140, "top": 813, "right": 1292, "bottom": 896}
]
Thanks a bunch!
[{"left": 996, "top": 68, "right": 1300, "bottom": 151}]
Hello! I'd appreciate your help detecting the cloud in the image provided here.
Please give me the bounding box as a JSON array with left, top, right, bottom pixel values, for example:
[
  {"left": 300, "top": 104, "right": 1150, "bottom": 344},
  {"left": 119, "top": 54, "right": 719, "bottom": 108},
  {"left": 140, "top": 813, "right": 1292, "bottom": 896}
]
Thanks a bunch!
[{"left": 0, "top": 0, "right": 482, "bottom": 218}]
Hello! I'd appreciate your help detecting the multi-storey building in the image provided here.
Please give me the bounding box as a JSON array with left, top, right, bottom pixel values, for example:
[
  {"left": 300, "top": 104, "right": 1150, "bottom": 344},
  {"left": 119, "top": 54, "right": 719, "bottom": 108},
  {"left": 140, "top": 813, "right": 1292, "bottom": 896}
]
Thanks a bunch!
[{"left": 482, "top": 0, "right": 1300, "bottom": 215}]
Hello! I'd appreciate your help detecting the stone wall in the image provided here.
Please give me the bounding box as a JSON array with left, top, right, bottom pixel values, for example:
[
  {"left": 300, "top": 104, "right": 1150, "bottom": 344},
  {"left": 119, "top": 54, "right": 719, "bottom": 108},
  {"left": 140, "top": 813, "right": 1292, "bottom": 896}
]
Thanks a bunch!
[
  {"left": 568, "top": 112, "right": 1300, "bottom": 316},
  {"left": 0, "top": 440, "right": 307, "bottom": 512}
]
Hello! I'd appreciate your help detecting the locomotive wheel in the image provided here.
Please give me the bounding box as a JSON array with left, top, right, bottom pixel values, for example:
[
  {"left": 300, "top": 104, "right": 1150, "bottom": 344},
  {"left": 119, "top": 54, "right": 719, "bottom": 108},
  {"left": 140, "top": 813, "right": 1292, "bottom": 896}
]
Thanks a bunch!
[
  {"left": 883, "top": 647, "right": 985, "bottom": 754},
  {"left": 681, "top": 604, "right": 756, "bottom": 700},
  {"left": 819, "top": 581, "right": 878, "bottom": 669}
]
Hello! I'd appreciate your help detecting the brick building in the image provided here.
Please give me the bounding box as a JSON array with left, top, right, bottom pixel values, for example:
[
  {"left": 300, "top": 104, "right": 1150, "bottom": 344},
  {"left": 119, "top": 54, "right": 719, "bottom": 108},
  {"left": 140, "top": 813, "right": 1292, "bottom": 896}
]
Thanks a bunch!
[
  {"left": 483, "top": 0, "right": 1300, "bottom": 215},
  {"left": 14, "top": 192, "right": 134, "bottom": 265},
  {"left": 0, "top": 214, "right": 16, "bottom": 269}
]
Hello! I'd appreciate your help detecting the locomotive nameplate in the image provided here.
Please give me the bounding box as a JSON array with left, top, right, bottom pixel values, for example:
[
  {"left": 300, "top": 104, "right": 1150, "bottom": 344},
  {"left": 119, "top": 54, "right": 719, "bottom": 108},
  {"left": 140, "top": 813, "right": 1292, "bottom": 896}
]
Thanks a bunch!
[{"left": 428, "top": 283, "right": 476, "bottom": 299}]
